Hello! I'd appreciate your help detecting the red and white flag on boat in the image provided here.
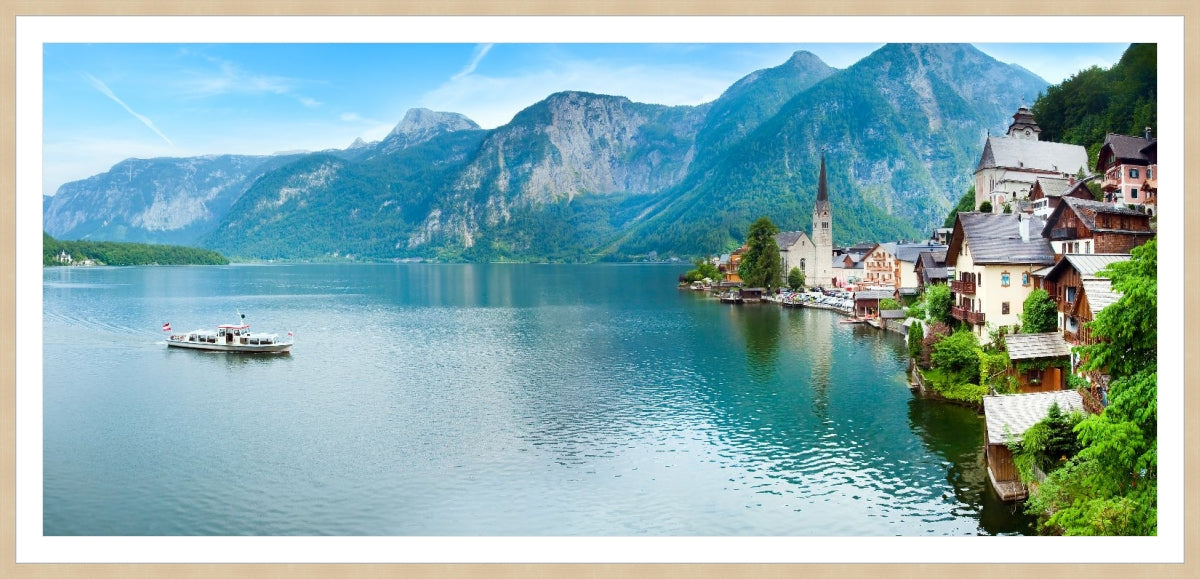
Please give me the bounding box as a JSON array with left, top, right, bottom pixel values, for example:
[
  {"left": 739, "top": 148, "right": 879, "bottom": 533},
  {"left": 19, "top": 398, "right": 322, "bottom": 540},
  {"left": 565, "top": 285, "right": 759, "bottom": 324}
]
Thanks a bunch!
[
  {"left": 287, "top": 331, "right": 293, "bottom": 337},
  {"left": 162, "top": 322, "right": 171, "bottom": 332}
]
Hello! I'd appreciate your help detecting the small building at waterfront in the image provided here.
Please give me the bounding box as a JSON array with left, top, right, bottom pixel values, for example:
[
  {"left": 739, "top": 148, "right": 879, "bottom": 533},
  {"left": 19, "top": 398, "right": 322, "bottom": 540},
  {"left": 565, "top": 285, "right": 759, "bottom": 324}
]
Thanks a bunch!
[
  {"left": 853, "top": 290, "right": 894, "bottom": 319},
  {"left": 1005, "top": 332, "right": 1073, "bottom": 393},
  {"left": 983, "top": 390, "right": 1086, "bottom": 501}
]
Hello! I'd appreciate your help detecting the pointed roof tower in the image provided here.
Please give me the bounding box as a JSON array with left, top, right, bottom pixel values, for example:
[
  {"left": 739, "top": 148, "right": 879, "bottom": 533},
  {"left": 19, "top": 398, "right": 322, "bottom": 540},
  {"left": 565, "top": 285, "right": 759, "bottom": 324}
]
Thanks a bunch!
[{"left": 815, "top": 151, "right": 830, "bottom": 210}]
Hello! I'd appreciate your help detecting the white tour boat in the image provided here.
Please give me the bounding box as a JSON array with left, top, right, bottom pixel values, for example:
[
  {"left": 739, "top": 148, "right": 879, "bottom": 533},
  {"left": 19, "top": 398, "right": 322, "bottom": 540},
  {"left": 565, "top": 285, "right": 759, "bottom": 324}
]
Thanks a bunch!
[{"left": 165, "top": 314, "right": 293, "bottom": 353}]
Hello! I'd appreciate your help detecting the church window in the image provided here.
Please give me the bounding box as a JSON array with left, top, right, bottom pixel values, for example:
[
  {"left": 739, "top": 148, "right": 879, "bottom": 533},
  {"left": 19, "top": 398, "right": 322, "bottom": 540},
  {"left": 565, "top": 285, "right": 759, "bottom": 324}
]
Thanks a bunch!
[
  {"left": 1001, "top": 272, "right": 1010, "bottom": 287},
  {"left": 1022, "top": 272, "right": 1030, "bottom": 287}
]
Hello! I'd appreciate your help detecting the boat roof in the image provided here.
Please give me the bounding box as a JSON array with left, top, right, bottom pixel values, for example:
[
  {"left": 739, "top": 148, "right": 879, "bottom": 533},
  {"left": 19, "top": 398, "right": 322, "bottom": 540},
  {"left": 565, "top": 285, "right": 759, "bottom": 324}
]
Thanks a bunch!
[{"left": 217, "top": 324, "right": 250, "bottom": 329}]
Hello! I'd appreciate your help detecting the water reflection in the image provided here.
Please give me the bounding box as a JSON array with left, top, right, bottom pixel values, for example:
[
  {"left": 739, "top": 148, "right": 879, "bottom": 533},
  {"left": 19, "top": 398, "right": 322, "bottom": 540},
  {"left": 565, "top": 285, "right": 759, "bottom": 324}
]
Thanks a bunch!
[
  {"left": 43, "top": 263, "right": 1033, "bottom": 535},
  {"left": 905, "top": 397, "right": 1036, "bottom": 535},
  {"left": 733, "top": 304, "right": 782, "bottom": 381}
]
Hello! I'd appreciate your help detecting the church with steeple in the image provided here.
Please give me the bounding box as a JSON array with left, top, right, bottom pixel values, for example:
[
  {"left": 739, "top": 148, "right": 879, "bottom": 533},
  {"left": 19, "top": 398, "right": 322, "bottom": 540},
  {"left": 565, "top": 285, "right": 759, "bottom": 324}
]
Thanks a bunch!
[
  {"left": 810, "top": 152, "right": 834, "bottom": 288},
  {"left": 774, "top": 152, "right": 836, "bottom": 288},
  {"left": 973, "top": 105, "right": 1089, "bottom": 213}
]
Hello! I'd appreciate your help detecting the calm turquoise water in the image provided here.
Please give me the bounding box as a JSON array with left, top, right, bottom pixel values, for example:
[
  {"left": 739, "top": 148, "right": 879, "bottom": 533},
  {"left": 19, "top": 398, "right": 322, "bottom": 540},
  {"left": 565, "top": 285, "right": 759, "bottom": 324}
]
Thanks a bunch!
[{"left": 42, "top": 263, "right": 1033, "bottom": 535}]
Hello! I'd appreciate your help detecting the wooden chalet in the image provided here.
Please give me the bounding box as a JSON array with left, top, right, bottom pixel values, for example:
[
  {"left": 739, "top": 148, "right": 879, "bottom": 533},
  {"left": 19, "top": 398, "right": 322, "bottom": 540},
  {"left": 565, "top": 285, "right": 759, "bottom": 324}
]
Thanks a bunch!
[
  {"left": 1005, "top": 333, "right": 1072, "bottom": 393},
  {"left": 1028, "top": 175, "right": 1096, "bottom": 217},
  {"left": 914, "top": 250, "right": 948, "bottom": 291},
  {"left": 982, "top": 390, "right": 1085, "bottom": 501},
  {"left": 1041, "top": 196, "right": 1154, "bottom": 256},
  {"left": 1039, "top": 254, "right": 1130, "bottom": 347}
]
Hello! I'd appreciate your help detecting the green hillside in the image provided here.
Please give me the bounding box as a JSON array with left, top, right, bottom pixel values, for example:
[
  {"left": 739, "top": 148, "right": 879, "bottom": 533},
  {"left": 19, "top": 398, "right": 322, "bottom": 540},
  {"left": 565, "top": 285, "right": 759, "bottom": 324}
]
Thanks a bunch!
[{"left": 44, "top": 232, "right": 229, "bottom": 266}]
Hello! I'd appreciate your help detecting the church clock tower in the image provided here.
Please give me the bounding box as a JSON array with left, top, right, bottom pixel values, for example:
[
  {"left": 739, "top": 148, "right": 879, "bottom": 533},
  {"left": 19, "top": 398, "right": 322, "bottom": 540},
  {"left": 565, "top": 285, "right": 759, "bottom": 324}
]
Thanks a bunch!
[{"left": 811, "top": 152, "right": 834, "bottom": 287}]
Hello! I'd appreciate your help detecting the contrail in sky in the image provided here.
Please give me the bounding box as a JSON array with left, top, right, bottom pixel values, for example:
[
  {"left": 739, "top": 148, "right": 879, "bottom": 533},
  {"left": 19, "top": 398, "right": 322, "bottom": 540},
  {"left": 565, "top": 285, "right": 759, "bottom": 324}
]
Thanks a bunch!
[
  {"left": 452, "top": 43, "right": 494, "bottom": 81},
  {"left": 83, "top": 73, "right": 174, "bottom": 146}
]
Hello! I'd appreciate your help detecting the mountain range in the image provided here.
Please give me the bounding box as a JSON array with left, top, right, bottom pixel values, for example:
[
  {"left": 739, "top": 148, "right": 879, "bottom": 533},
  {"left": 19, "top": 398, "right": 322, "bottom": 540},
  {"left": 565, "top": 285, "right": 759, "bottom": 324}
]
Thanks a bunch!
[{"left": 43, "top": 43, "right": 1049, "bottom": 261}]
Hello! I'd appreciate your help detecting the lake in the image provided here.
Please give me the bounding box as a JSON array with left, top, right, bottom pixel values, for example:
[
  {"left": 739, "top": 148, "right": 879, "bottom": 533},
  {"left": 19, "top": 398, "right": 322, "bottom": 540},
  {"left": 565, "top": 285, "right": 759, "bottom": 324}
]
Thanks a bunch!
[{"left": 42, "top": 263, "right": 1033, "bottom": 535}]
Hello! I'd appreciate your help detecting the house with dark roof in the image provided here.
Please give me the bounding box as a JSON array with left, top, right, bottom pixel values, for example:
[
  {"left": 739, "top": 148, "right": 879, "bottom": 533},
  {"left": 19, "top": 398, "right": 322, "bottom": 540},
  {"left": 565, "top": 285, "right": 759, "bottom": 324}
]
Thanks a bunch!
[
  {"left": 1039, "top": 254, "right": 1130, "bottom": 348},
  {"left": 973, "top": 107, "right": 1090, "bottom": 213},
  {"left": 1097, "top": 130, "right": 1156, "bottom": 213},
  {"left": 853, "top": 289, "right": 895, "bottom": 319},
  {"left": 830, "top": 252, "right": 863, "bottom": 288},
  {"left": 893, "top": 242, "right": 947, "bottom": 297},
  {"left": 1005, "top": 333, "right": 1073, "bottom": 393},
  {"left": 1041, "top": 196, "right": 1154, "bottom": 256},
  {"left": 1035, "top": 253, "right": 1130, "bottom": 413},
  {"left": 774, "top": 230, "right": 816, "bottom": 288},
  {"left": 1029, "top": 175, "right": 1096, "bottom": 217},
  {"left": 983, "top": 390, "right": 1086, "bottom": 501},
  {"left": 915, "top": 250, "right": 948, "bottom": 291},
  {"left": 946, "top": 212, "right": 1056, "bottom": 343}
]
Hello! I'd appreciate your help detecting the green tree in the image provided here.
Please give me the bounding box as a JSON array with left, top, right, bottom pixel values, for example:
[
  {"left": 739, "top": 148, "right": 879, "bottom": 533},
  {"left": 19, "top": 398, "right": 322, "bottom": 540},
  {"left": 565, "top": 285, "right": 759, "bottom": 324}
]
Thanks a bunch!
[
  {"left": 907, "top": 321, "right": 924, "bottom": 361},
  {"left": 944, "top": 186, "right": 976, "bottom": 228},
  {"left": 1010, "top": 402, "right": 1085, "bottom": 484},
  {"left": 930, "top": 328, "right": 981, "bottom": 384},
  {"left": 683, "top": 259, "right": 721, "bottom": 283},
  {"left": 925, "top": 283, "right": 953, "bottom": 325},
  {"left": 1021, "top": 288, "right": 1059, "bottom": 333},
  {"left": 1026, "top": 238, "right": 1156, "bottom": 535},
  {"left": 737, "top": 217, "right": 781, "bottom": 289},
  {"left": 787, "top": 266, "right": 805, "bottom": 290},
  {"left": 905, "top": 300, "right": 926, "bottom": 320},
  {"left": 978, "top": 201, "right": 993, "bottom": 213},
  {"left": 879, "top": 298, "right": 901, "bottom": 311},
  {"left": 1031, "top": 43, "right": 1156, "bottom": 159}
]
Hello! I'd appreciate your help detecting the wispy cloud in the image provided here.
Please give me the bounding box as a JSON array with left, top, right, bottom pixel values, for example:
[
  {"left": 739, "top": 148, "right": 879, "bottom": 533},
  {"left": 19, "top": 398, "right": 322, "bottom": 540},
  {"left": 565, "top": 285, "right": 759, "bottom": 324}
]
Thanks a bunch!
[
  {"left": 83, "top": 73, "right": 174, "bottom": 146},
  {"left": 452, "top": 43, "right": 494, "bottom": 81},
  {"left": 181, "top": 56, "right": 321, "bottom": 108}
]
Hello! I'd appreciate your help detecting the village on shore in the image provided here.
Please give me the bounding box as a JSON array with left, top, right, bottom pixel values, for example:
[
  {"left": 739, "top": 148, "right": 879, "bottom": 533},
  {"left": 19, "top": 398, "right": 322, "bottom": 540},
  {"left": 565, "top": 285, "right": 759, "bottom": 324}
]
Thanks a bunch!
[{"left": 680, "top": 106, "right": 1157, "bottom": 504}]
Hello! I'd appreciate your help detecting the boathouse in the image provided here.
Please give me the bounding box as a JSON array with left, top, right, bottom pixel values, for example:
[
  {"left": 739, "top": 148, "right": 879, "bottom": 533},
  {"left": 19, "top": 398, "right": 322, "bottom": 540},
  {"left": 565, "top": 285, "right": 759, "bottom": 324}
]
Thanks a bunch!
[
  {"left": 853, "top": 290, "right": 894, "bottom": 318},
  {"left": 982, "top": 390, "right": 1085, "bottom": 501}
]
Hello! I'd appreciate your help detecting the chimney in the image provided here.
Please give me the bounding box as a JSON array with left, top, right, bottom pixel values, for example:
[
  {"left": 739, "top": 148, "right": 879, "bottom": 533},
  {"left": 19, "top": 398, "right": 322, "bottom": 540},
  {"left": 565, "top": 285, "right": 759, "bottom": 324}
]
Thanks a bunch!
[
  {"left": 1018, "top": 213, "right": 1030, "bottom": 242},
  {"left": 1145, "top": 126, "right": 1153, "bottom": 141}
]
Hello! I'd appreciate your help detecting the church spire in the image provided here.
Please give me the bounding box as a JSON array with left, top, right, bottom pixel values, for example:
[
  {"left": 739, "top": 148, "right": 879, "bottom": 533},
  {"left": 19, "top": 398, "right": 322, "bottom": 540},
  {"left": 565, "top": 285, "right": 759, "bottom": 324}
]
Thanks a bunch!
[{"left": 816, "top": 151, "right": 828, "bottom": 203}]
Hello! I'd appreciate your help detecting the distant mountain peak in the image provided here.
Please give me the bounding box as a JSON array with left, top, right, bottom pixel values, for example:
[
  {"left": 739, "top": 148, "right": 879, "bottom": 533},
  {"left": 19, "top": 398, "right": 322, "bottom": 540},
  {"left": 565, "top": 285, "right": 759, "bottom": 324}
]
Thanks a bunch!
[
  {"left": 378, "top": 108, "right": 481, "bottom": 155},
  {"left": 387, "top": 108, "right": 479, "bottom": 139}
]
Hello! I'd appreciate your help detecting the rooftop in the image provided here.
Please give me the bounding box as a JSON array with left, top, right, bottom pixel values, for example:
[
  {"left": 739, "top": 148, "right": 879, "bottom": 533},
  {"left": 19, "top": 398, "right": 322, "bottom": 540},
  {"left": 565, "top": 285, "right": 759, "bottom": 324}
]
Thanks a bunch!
[
  {"left": 953, "top": 212, "right": 1056, "bottom": 265},
  {"left": 1042, "top": 253, "right": 1131, "bottom": 283},
  {"left": 1100, "top": 133, "right": 1154, "bottom": 164},
  {"left": 1082, "top": 279, "right": 1122, "bottom": 317},
  {"left": 774, "top": 231, "right": 808, "bottom": 249},
  {"left": 894, "top": 242, "right": 947, "bottom": 263},
  {"left": 1033, "top": 176, "right": 1072, "bottom": 198},
  {"left": 1047, "top": 197, "right": 1152, "bottom": 235},
  {"left": 1006, "top": 332, "right": 1073, "bottom": 361},
  {"left": 983, "top": 390, "right": 1085, "bottom": 444},
  {"left": 976, "top": 136, "right": 1089, "bottom": 175}
]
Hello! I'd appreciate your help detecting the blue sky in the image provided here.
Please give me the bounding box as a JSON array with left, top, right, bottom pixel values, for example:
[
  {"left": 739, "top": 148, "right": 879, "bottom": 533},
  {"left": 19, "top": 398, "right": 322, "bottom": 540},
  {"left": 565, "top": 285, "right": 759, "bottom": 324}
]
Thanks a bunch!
[{"left": 42, "top": 41, "right": 1131, "bottom": 197}]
